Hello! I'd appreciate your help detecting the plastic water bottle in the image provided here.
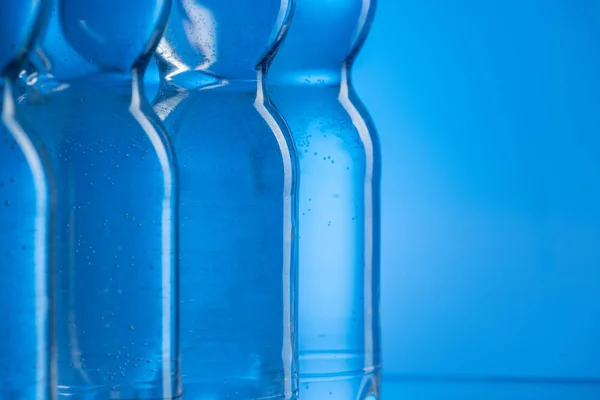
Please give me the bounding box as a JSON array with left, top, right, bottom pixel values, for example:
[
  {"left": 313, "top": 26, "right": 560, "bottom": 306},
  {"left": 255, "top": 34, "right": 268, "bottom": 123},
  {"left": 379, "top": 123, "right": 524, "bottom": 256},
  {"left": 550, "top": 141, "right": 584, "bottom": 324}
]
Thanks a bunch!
[
  {"left": 154, "top": 0, "right": 298, "bottom": 398},
  {"left": 20, "top": 1, "right": 180, "bottom": 398},
  {"left": 269, "top": 0, "right": 382, "bottom": 398},
  {"left": 0, "top": 1, "right": 54, "bottom": 398}
]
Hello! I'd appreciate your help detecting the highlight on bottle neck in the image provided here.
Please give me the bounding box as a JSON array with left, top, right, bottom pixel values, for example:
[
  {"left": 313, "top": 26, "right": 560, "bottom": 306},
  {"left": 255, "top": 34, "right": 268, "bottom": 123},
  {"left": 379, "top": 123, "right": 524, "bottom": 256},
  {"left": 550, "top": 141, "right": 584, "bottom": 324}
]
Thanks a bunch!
[
  {"left": 269, "top": 0, "right": 376, "bottom": 87},
  {"left": 156, "top": 0, "right": 293, "bottom": 85},
  {"left": 0, "top": 0, "right": 50, "bottom": 80},
  {"left": 30, "top": 0, "right": 171, "bottom": 83}
]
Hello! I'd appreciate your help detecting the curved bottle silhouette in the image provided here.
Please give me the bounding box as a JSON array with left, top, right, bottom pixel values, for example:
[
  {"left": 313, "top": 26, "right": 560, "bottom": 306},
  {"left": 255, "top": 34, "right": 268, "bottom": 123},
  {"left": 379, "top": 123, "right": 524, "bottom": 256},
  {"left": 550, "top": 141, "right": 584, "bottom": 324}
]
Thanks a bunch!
[
  {"left": 20, "top": 1, "right": 180, "bottom": 398},
  {"left": 269, "top": 1, "right": 381, "bottom": 399},
  {"left": 0, "top": 1, "right": 54, "bottom": 399},
  {"left": 154, "top": 1, "right": 298, "bottom": 398}
]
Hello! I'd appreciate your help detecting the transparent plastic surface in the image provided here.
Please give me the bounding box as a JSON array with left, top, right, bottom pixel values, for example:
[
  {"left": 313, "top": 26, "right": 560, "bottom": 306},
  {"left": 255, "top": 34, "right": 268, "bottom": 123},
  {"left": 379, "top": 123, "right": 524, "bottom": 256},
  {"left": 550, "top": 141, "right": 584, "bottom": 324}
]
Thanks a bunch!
[
  {"left": 20, "top": 1, "right": 181, "bottom": 398},
  {"left": 269, "top": 1, "right": 382, "bottom": 399},
  {"left": 154, "top": 1, "right": 298, "bottom": 399},
  {"left": 0, "top": 1, "right": 53, "bottom": 399}
]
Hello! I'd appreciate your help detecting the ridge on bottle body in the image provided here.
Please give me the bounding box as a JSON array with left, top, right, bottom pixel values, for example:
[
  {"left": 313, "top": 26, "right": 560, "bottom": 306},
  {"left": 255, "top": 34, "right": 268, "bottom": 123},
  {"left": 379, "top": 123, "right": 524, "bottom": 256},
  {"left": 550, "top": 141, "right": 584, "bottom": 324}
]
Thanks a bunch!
[
  {"left": 269, "top": 0, "right": 376, "bottom": 87},
  {"left": 156, "top": 0, "right": 293, "bottom": 87}
]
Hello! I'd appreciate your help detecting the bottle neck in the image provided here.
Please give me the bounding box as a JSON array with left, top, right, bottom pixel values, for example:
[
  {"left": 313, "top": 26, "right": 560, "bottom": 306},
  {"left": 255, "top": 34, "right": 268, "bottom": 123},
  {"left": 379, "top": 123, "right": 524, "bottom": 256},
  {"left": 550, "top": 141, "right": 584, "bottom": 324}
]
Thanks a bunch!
[
  {"left": 158, "top": 64, "right": 270, "bottom": 93},
  {"left": 268, "top": 61, "right": 354, "bottom": 88},
  {"left": 25, "top": 69, "right": 147, "bottom": 100}
]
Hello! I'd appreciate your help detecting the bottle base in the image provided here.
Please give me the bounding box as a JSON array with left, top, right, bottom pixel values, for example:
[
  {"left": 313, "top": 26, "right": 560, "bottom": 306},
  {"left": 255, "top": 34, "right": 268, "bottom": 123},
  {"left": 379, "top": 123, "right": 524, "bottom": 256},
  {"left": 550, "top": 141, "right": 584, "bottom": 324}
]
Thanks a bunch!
[
  {"left": 181, "top": 380, "right": 298, "bottom": 400},
  {"left": 181, "top": 393, "right": 296, "bottom": 400},
  {"left": 300, "top": 368, "right": 381, "bottom": 400},
  {"left": 57, "top": 384, "right": 181, "bottom": 399}
]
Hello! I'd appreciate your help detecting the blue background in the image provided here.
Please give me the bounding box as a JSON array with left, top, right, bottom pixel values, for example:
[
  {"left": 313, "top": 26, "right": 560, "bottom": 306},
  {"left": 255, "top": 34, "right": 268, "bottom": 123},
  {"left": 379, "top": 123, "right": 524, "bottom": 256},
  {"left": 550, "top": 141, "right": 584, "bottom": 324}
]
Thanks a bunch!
[{"left": 353, "top": 0, "right": 600, "bottom": 387}]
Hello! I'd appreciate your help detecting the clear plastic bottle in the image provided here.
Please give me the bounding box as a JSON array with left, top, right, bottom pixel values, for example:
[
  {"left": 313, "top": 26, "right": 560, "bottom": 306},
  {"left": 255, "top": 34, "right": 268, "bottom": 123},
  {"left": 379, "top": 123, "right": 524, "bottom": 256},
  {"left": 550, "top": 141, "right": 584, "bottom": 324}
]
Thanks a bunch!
[
  {"left": 269, "top": 0, "right": 382, "bottom": 399},
  {"left": 0, "top": 1, "right": 54, "bottom": 398},
  {"left": 20, "top": 1, "right": 180, "bottom": 398},
  {"left": 154, "top": 1, "right": 298, "bottom": 398}
]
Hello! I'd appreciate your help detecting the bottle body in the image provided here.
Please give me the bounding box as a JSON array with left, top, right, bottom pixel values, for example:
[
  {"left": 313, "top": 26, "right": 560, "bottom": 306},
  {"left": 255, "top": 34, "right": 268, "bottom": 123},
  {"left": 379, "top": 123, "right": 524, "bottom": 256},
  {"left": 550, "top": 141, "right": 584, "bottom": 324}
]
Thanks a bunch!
[
  {"left": 269, "top": 81, "right": 381, "bottom": 400},
  {"left": 155, "top": 81, "right": 297, "bottom": 399},
  {"left": 21, "top": 80, "right": 180, "bottom": 399},
  {"left": 0, "top": 83, "right": 53, "bottom": 400}
]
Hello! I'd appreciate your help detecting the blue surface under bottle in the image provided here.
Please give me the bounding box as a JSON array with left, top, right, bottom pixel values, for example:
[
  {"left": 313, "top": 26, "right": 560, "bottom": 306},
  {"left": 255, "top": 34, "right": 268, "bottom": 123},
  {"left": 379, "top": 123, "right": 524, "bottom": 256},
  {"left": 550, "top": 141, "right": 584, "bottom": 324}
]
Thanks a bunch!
[
  {"left": 269, "top": 0, "right": 382, "bottom": 399},
  {"left": 154, "top": 1, "right": 298, "bottom": 398},
  {"left": 20, "top": 1, "right": 180, "bottom": 398},
  {"left": 0, "top": 1, "right": 54, "bottom": 399}
]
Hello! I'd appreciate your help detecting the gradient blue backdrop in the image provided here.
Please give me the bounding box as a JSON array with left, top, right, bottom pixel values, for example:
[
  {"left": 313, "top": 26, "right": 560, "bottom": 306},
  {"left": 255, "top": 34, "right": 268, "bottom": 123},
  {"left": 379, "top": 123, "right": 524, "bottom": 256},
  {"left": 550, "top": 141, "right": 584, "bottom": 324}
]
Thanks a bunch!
[{"left": 353, "top": 0, "right": 600, "bottom": 392}]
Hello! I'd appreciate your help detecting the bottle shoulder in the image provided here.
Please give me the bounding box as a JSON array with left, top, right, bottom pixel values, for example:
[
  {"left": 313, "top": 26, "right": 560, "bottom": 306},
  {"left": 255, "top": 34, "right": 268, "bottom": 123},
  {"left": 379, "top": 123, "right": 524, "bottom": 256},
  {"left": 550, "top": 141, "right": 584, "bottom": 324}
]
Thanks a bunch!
[
  {"left": 269, "top": 82, "right": 380, "bottom": 162},
  {"left": 0, "top": 0, "right": 49, "bottom": 78},
  {"left": 152, "top": 85, "right": 297, "bottom": 176},
  {"left": 271, "top": 84, "right": 377, "bottom": 130},
  {"left": 21, "top": 88, "right": 170, "bottom": 153},
  {"left": 155, "top": 84, "right": 291, "bottom": 136}
]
